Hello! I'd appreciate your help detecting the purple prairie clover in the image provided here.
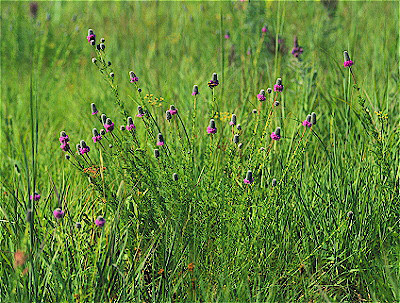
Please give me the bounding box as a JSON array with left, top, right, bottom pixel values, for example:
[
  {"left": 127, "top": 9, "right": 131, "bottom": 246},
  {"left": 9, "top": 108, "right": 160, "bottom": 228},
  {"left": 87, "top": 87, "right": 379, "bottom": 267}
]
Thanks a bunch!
[
  {"left": 91, "top": 103, "right": 98, "bottom": 115},
  {"left": 262, "top": 25, "right": 267, "bottom": 33},
  {"left": 244, "top": 170, "right": 254, "bottom": 184},
  {"left": 79, "top": 140, "right": 90, "bottom": 154},
  {"left": 274, "top": 78, "right": 284, "bottom": 92},
  {"left": 30, "top": 192, "right": 41, "bottom": 201},
  {"left": 247, "top": 47, "right": 252, "bottom": 56},
  {"left": 267, "top": 88, "right": 272, "bottom": 94},
  {"left": 136, "top": 106, "right": 145, "bottom": 118},
  {"left": 104, "top": 118, "right": 115, "bottom": 132},
  {"left": 207, "top": 119, "right": 217, "bottom": 134},
  {"left": 302, "top": 115, "right": 312, "bottom": 127},
  {"left": 343, "top": 51, "right": 354, "bottom": 67},
  {"left": 87, "top": 29, "right": 95, "bottom": 44},
  {"left": 101, "top": 114, "right": 107, "bottom": 125},
  {"left": 154, "top": 149, "right": 160, "bottom": 158},
  {"left": 76, "top": 143, "right": 81, "bottom": 154},
  {"left": 53, "top": 208, "right": 65, "bottom": 219},
  {"left": 257, "top": 89, "right": 266, "bottom": 101},
  {"left": 172, "top": 173, "right": 179, "bottom": 181},
  {"left": 224, "top": 31, "right": 230, "bottom": 39},
  {"left": 192, "top": 85, "right": 199, "bottom": 96},
  {"left": 129, "top": 71, "right": 139, "bottom": 82},
  {"left": 270, "top": 127, "right": 281, "bottom": 141},
  {"left": 274, "top": 101, "right": 280, "bottom": 107},
  {"left": 291, "top": 36, "right": 304, "bottom": 58},
  {"left": 233, "top": 134, "right": 239, "bottom": 144},
  {"left": 59, "top": 131, "right": 69, "bottom": 144},
  {"left": 208, "top": 73, "right": 219, "bottom": 88},
  {"left": 92, "top": 128, "right": 102, "bottom": 142},
  {"left": 229, "top": 114, "right": 237, "bottom": 126},
  {"left": 95, "top": 216, "right": 106, "bottom": 227},
  {"left": 126, "top": 117, "right": 136, "bottom": 131},
  {"left": 157, "top": 133, "right": 165, "bottom": 146},
  {"left": 169, "top": 105, "right": 178, "bottom": 115},
  {"left": 120, "top": 126, "right": 126, "bottom": 131}
]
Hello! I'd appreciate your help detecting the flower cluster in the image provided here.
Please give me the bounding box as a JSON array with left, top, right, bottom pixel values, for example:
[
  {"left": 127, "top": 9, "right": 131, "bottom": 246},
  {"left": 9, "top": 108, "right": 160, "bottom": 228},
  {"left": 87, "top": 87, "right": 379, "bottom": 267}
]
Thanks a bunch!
[
  {"left": 59, "top": 131, "right": 70, "bottom": 151},
  {"left": 343, "top": 51, "right": 354, "bottom": 67},
  {"left": 274, "top": 78, "right": 284, "bottom": 92},
  {"left": 291, "top": 36, "right": 303, "bottom": 58},
  {"left": 208, "top": 73, "right": 219, "bottom": 88}
]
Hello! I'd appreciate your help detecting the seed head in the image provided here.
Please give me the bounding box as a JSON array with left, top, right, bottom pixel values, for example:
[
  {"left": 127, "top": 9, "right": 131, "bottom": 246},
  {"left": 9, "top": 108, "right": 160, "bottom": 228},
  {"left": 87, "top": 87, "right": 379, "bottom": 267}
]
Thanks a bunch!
[
  {"left": 233, "top": 134, "right": 239, "bottom": 144},
  {"left": 100, "top": 129, "right": 106, "bottom": 136},
  {"left": 267, "top": 88, "right": 272, "bottom": 94},
  {"left": 100, "top": 43, "right": 105, "bottom": 50},
  {"left": 92, "top": 58, "right": 97, "bottom": 64},
  {"left": 238, "top": 143, "right": 243, "bottom": 149},
  {"left": 101, "top": 114, "right": 107, "bottom": 125},
  {"left": 65, "top": 154, "right": 70, "bottom": 160},
  {"left": 110, "top": 72, "right": 114, "bottom": 78},
  {"left": 107, "top": 61, "right": 111, "bottom": 66},
  {"left": 274, "top": 101, "right": 280, "bottom": 107},
  {"left": 212, "top": 73, "right": 218, "bottom": 82},
  {"left": 120, "top": 125, "right": 125, "bottom": 131},
  {"left": 311, "top": 112, "right": 317, "bottom": 125},
  {"left": 166, "top": 110, "right": 172, "bottom": 120},
  {"left": 237, "top": 124, "right": 242, "bottom": 131},
  {"left": 100, "top": 37, "right": 105, "bottom": 43},
  {"left": 272, "top": 178, "right": 277, "bottom": 187},
  {"left": 154, "top": 149, "right": 160, "bottom": 158},
  {"left": 173, "top": 173, "right": 179, "bottom": 181}
]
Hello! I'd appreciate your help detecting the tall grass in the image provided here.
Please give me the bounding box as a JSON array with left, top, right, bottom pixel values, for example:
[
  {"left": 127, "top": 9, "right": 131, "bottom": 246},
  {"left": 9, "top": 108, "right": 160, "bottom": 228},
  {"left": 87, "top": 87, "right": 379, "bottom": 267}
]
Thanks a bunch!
[{"left": 1, "top": 1, "right": 399, "bottom": 302}]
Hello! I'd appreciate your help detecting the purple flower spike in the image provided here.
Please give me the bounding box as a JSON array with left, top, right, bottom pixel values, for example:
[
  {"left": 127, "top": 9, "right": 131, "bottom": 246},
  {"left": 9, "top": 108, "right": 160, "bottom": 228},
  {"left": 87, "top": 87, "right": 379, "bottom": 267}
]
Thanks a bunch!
[
  {"left": 244, "top": 171, "right": 254, "bottom": 184},
  {"left": 274, "top": 78, "right": 284, "bottom": 92},
  {"left": 257, "top": 89, "right": 266, "bottom": 101},
  {"left": 157, "top": 133, "right": 165, "bottom": 146},
  {"left": 343, "top": 51, "right": 354, "bottom": 67},
  {"left": 262, "top": 25, "right": 267, "bottom": 33},
  {"left": 104, "top": 118, "right": 114, "bottom": 132},
  {"left": 59, "top": 131, "right": 69, "bottom": 144},
  {"left": 92, "top": 128, "right": 102, "bottom": 142},
  {"left": 192, "top": 85, "right": 199, "bottom": 96},
  {"left": 208, "top": 73, "right": 219, "bottom": 88},
  {"left": 169, "top": 105, "right": 178, "bottom": 115},
  {"left": 136, "top": 106, "right": 145, "bottom": 118},
  {"left": 91, "top": 103, "right": 98, "bottom": 115},
  {"left": 302, "top": 114, "right": 312, "bottom": 127},
  {"left": 87, "top": 29, "right": 95, "bottom": 44},
  {"left": 207, "top": 119, "right": 217, "bottom": 134},
  {"left": 79, "top": 140, "right": 90, "bottom": 154},
  {"left": 291, "top": 36, "right": 303, "bottom": 58},
  {"left": 95, "top": 216, "right": 106, "bottom": 227},
  {"left": 30, "top": 193, "right": 41, "bottom": 201},
  {"left": 129, "top": 71, "right": 139, "bottom": 82},
  {"left": 270, "top": 127, "right": 281, "bottom": 141},
  {"left": 126, "top": 124, "right": 136, "bottom": 131},
  {"left": 53, "top": 208, "right": 65, "bottom": 219}
]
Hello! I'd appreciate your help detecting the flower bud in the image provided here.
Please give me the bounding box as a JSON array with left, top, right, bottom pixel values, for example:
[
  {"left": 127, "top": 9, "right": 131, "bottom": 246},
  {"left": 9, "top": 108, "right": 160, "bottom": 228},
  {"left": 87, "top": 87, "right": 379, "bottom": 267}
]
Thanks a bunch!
[
  {"left": 166, "top": 110, "right": 172, "bottom": 120},
  {"left": 101, "top": 114, "right": 107, "bottom": 125},
  {"left": 274, "top": 127, "right": 281, "bottom": 137},
  {"left": 311, "top": 112, "right": 317, "bottom": 125},
  {"left": 233, "top": 134, "right": 239, "bottom": 144},
  {"left": 92, "top": 58, "right": 97, "bottom": 64},
  {"left": 173, "top": 173, "right": 178, "bottom": 181},
  {"left": 154, "top": 149, "right": 160, "bottom": 158}
]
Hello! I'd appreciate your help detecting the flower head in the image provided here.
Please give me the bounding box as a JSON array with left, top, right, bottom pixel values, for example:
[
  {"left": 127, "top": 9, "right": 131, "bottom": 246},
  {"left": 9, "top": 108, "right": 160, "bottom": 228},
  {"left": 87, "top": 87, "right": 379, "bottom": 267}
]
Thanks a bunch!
[
  {"left": 270, "top": 127, "right": 281, "bottom": 141},
  {"left": 229, "top": 114, "right": 237, "bottom": 126},
  {"left": 291, "top": 36, "right": 304, "bottom": 58},
  {"left": 95, "top": 216, "right": 106, "bottom": 227},
  {"left": 126, "top": 116, "right": 136, "bottom": 131},
  {"left": 192, "top": 85, "right": 199, "bottom": 96},
  {"left": 104, "top": 118, "right": 115, "bottom": 132},
  {"left": 311, "top": 112, "right": 317, "bottom": 125},
  {"left": 53, "top": 208, "right": 65, "bottom": 219},
  {"left": 79, "top": 140, "right": 90, "bottom": 154},
  {"left": 166, "top": 110, "right": 172, "bottom": 121},
  {"left": 87, "top": 29, "right": 96, "bottom": 44},
  {"left": 257, "top": 89, "right": 266, "bottom": 101},
  {"left": 92, "top": 128, "right": 102, "bottom": 142},
  {"left": 157, "top": 133, "right": 165, "bottom": 146},
  {"left": 224, "top": 31, "right": 230, "bottom": 39},
  {"left": 172, "top": 173, "right": 179, "bottom": 181},
  {"left": 274, "top": 78, "right": 284, "bottom": 92},
  {"left": 59, "top": 131, "right": 69, "bottom": 144},
  {"left": 169, "top": 105, "right": 178, "bottom": 115},
  {"left": 30, "top": 192, "right": 41, "bottom": 201},
  {"left": 244, "top": 170, "right": 254, "bottom": 184},
  {"left": 208, "top": 73, "right": 219, "bottom": 88},
  {"left": 136, "top": 106, "right": 145, "bottom": 118},
  {"left": 129, "top": 71, "right": 139, "bottom": 82},
  {"left": 302, "top": 115, "right": 312, "bottom": 127},
  {"left": 91, "top": 103, "right": 98, "bottom": 115},
  {"left": 262, "top": 25, "right": 268, "bottom": 33},
  {"left": 343, "top": 51, "right": 354, "bottom": 67},
  {"left": 207, "top": 119, "right": 217, "bottom": 134}
]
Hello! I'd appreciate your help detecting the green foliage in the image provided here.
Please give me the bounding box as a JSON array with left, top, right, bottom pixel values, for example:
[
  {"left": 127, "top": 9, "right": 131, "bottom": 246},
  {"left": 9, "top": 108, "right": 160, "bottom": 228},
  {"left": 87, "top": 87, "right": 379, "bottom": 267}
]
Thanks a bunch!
[{"left": 1, "top": 1, "right": 399, "bottom": 302}]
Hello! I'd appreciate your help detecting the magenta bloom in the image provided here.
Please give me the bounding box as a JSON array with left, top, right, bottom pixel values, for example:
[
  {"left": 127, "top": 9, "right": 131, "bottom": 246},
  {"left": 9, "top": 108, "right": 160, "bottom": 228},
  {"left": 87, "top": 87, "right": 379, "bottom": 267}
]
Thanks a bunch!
[
  {"left": 92, "top": 135, "right": 102, "bottom": 143},
  {"left": 60, "top": 143, "right": 70, "bottom": 151},
  {"left": 91, "top": 103, "right": 98, "bottom": 115},
  {"left": 59, "top": 135, "right": 69, "bottom": 144},
  {"left": 291, "top": 36, "right": 303, "bottom": 58},
  {"left": 274, "top": 78, "right": 284, "bottom": 92},
  {"left": 257, "top": 89, "right": 266, "bottom": 101},
  {"left": 157, "top": 133, "right": 165, "bottom": 146},
  {"left": 192, "top": 85, "right": 199, "bottom": 95},
  {"left": 262, "top": 26, "right": 267, "bottom": 33},
  {"left": 302, "top": 120, "right": 312, "bottom": 127},
  {"left": 95, "top": 216, "right": 106, "bottom": 227},
  {"left": 207, "top": 119, "right": 217, "bottom": 134},
  {"left": 169, "top": 105, "right": 178, "bottom": 115},
  {"left": 104, "top": 118, "right": 114, "bottom": 132},
  {"left": 208, "top": 73, "right": 219, "bottom": 88},
  {"left": 87, "top": 34, "right": 95, "bottom": 43},
  {"left": 126, "top": 124, "right": 135, "bottom": 131},
  {"left": 270, "top": 133, "right": 281, "bottom": 140},
  {"left": 224, "top": 34, "right": 230, "bottom": 39},
  {"left": 79, "top": 146, "right": 90, "bottom": 154},
  {"left": 129, "top": 71, "right": 139, "bottom": 82},
  {"left": 244, "top": 171, "right": 254, "bottom": 184},
  {"left": 53, "top": 208, "right": 65, "bottom": 219},
  {"left": 270, "top": 127, "right": 281, "bottom": 141},
  {"left": 344, "top": 60, "right": 354, "bottom": 67},
  {"left": 30, "top": 193, "right": 41, "bottom": 201}
]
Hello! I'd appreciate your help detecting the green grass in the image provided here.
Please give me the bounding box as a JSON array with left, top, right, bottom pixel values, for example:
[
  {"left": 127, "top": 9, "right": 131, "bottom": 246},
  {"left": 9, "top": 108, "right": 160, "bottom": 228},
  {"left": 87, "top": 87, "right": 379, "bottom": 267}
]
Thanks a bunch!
[{"left": 1, "top": 1, "right": 399, "bottom": 302}]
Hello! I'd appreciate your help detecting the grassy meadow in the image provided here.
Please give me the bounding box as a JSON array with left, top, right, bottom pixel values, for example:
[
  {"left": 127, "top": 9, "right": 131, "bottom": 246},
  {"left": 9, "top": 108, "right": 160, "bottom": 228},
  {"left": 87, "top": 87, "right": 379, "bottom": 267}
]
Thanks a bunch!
[{"left": 1, "top": 1, "right": 399, "bottom": 302}]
